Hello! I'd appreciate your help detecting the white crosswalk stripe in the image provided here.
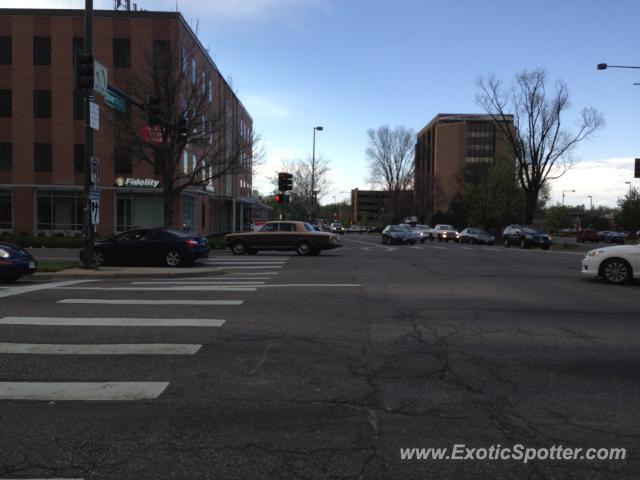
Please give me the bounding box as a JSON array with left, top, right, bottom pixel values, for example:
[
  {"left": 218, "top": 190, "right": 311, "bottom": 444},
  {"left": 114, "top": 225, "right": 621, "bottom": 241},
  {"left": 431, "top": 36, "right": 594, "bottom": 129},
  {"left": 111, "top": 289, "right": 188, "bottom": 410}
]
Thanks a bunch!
[
  {"left": 0, "top": 317, "right": 226, "bottom": 327},
  {"left": 0, "top": 382, "right": 169, "bottom": 401},
  {"left": 0, "top": 343, "right": 201, "bottom": 355},
  {"left": 58, "top": 299, "right": 243, "bottom": 306}
]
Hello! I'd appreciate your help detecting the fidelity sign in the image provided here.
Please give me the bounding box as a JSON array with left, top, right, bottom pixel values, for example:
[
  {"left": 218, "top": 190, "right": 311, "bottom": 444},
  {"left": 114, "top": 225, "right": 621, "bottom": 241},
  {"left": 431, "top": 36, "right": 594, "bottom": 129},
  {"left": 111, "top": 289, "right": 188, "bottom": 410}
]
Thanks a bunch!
[{"left": 115, "top": 177, "right": 160, "bottom": 188}]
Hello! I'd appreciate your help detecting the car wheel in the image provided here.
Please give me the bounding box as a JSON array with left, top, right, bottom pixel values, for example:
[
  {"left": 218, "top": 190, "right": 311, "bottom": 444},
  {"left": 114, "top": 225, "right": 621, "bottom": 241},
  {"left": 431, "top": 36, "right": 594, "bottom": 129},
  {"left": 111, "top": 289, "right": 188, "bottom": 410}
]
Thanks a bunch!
[
  {"left": 296, "top": 240, "right": 312, "bottom": 256},
  {"left": 504, "top": 238, "right": 510, "bottom": 247},
  {"left": 520, "top": 239, "right": 527, "bottom": 249},
  {"left": 231, "top": 240, "right": 247, "bottom": 255},
  {"left": 541, "top": 245, "right": 550, "bottom": 250},
  {"left": 94, "top": 250, "right": 105, "bottom": 266},
  {"left": 0, "top": 275, "right": 20, "bottom": 283},
  {"left": 165, "top": 250, "right": 182, "bottom": 267},
  {"left": 600, "top": 258, "right": 632, "bottom": 284}
]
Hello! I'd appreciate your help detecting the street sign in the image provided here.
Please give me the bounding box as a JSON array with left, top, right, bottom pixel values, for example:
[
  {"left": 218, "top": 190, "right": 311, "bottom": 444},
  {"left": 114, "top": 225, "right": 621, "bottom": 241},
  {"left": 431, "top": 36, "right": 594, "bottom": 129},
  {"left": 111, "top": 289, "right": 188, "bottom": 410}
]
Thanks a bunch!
[
  {"left": 89, "top": 101, "right": 99, "bottom": 130},
  {"left": 105, "top": 89, "right": 127, "bottom": 113},
  {"left": 90, "top": 199, "right": 100, "bottom": 225},
  {"left": 94, "top": 60, "right": 108, "bottom": 96},
  {"left": 141, "top": 124, "right": 163, "bottom": 145},
  {"left": 90, "top": 157, "right": 100, "bottom": 185}
]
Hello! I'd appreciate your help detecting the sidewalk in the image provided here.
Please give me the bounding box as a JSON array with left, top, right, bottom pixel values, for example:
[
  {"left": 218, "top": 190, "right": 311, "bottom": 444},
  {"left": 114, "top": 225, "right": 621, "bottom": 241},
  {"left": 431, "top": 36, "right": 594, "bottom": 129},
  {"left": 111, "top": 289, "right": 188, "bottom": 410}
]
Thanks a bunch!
[{"left": 34, "top": 265, "right": 223, "bottom": 280}]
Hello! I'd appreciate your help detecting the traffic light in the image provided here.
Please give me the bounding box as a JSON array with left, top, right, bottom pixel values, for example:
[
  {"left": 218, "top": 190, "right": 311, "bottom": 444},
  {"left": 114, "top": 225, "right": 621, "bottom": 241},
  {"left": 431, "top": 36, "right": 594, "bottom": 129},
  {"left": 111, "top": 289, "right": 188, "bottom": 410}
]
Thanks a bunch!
[
  {"left": 278, "top": 172, "right": 287, "bottom": 191},
  {"left": 275, "top": 193, "right": 283, "bottom": 204},
  {"left": 177, "top": 116, "right": 188, "bottom": 141},
  {"left": 76, "top": 53, "right": 94, "bottom": 91},
  {"left": 285, "top": 173, "right": 293, "bottom": 191},
  {"left": 146, "top": 94, "right": 161, "bottom": 126}
]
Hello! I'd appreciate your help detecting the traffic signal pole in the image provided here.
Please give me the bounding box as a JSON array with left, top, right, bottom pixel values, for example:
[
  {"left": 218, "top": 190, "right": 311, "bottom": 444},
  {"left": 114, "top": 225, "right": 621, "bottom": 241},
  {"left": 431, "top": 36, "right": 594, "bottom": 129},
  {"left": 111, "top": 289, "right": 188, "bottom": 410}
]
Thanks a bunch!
[{"left": 82, "top": 0, "right": 95, "bottom": 268}]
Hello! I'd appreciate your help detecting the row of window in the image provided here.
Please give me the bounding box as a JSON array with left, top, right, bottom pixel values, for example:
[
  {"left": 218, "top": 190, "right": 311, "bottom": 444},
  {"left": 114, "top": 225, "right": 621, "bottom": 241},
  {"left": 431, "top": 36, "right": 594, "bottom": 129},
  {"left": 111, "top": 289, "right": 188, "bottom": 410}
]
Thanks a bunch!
[
  {"left": 0, "top": 142, "right": 134, "bottom": 174},
  {"left": 0, "top": 35, "right": 131, "bottom": 67}
]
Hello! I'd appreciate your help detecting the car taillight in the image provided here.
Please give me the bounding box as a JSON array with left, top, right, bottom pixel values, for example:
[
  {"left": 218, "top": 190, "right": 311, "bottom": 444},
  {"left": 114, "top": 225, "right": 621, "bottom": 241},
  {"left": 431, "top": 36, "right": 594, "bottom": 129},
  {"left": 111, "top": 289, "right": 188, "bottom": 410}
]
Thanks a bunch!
[{"left": 185, "top": 239, "right": 199, "bottom": 247}]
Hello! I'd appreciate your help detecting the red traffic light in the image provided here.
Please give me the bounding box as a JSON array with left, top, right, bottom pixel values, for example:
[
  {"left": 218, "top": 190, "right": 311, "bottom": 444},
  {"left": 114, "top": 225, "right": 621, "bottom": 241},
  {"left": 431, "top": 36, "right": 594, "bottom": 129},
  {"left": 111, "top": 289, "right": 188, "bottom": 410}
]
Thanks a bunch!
[{"left": 275, "top": 193, "right": 283, "bottom": 204}]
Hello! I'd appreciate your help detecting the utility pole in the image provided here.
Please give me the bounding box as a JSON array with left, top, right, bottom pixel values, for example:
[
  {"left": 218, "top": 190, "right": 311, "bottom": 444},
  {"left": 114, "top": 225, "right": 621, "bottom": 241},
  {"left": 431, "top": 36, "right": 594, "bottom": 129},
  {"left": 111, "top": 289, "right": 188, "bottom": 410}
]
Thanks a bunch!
[{"left": 82, "top": 0, "right": 95, "bottom": 268}]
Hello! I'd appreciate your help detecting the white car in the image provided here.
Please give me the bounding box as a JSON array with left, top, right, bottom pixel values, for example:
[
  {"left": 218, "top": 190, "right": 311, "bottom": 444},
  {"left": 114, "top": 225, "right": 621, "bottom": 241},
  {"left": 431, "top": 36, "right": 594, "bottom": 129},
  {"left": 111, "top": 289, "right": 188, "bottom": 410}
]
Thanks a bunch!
[{"left": 581, "top": 244, "right": 640, "bottom": 284}]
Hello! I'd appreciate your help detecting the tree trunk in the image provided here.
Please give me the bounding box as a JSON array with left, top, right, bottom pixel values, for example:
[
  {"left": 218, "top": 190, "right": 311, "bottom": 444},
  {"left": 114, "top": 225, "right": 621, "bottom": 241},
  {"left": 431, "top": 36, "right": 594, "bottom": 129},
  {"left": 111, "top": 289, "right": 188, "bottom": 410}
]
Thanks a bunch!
[{"left": 524, "top": 189, "right": 539, "bottom": 225}]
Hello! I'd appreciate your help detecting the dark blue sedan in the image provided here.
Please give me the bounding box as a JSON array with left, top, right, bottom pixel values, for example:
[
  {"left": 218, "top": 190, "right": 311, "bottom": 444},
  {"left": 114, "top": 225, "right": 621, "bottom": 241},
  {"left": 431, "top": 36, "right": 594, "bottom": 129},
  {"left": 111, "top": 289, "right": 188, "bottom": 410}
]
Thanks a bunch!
[
  {"left": 0, "top": 242, "right": 38, "bottom": 282},
  {"left": 80, "top": 227, "right": 210, "bottom": 267}
]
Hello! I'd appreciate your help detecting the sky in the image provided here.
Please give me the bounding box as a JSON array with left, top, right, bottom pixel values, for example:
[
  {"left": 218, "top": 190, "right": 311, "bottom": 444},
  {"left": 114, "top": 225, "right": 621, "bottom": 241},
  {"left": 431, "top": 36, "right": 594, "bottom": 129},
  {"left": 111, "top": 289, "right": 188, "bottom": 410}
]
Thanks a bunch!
[{"left": 2, "top": 0, "right": 640, "bottom": 208}]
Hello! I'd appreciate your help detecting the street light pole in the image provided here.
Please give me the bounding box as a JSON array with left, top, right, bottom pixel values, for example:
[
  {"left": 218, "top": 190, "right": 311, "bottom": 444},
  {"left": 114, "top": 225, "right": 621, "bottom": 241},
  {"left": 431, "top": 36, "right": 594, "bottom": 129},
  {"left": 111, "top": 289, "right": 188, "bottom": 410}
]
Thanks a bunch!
[
  {"left": 562, "top": 189, "right": 575, "bottom": 206},
  {"left": 625, "top": 181, "right": 632, "bottom": 192},
  {"left": 587, "top": 195, "right": 593, "bottom": 210},
  {"left": 82, "top": 0, "right": 95, "bottom": 269},
  {"left": 311, "top": 126, "right": 323, "bottom": 222}
]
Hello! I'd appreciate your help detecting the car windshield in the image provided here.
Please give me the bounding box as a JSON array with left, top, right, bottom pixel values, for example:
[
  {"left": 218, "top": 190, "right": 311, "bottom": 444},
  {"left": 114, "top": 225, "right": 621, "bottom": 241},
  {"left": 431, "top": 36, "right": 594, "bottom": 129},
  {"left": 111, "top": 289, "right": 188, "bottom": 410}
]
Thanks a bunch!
[
  {"left": 522, "top": 227, "right": 542, "bottom": 234},
  {"left": 389, "top": 226, "right": 409, "bottom": 232},
  {"left": 304, "top": 223, "right": 315, "bottom": 232},
  {"left": 439, "top": 225, "right": 455, "bottom": 230}
]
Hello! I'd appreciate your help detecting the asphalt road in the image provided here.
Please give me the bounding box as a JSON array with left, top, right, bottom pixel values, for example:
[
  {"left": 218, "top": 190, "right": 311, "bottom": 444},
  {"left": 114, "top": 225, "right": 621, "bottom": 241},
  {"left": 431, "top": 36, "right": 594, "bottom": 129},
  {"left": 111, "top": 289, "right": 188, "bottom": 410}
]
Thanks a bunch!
[{"left": 1, "top": 235, "right": 639, "bottom": 479}]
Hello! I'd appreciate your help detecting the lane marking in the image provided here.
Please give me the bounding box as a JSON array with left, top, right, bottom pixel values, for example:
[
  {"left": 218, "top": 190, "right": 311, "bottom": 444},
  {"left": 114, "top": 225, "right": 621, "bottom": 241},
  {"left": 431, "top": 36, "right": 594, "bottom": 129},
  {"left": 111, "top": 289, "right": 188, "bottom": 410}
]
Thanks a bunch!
[
  {"left": 130, "top": 281, "right": 265, "bottom": 285},
  {"left": 0, "top": 280, "right": 95, "bottom": 299},
  {"left": 385, "top": 247, "right": 396, "bottom": 252},
  {"left": 58, "top": 299, "right": 243, "bottom": 306},
  {"left": 0, "top": 382, "right": 169, "bottom": 401},
  {"left": 55, "top": 287, "right": 257, "bottom": 292},
  {"left": 431, "top": 246, "right": 447, "bottom": 250},
  {"left": 0, "top": 343, "right": 201, "bottom": 355},
  {"left": 204, "top": 261, "right": 286, "bottom": 265},
  {"left": 0, "top": 317, "right": 226, "bottom": 327},
  {"left": 216, "top": 266, "right": 283, "bottom": 269}
]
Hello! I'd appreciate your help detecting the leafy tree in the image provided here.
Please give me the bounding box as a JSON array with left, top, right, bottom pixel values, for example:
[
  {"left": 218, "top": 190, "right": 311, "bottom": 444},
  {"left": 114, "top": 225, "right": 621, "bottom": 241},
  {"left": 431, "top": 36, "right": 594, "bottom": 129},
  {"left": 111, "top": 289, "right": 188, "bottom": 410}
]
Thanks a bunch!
[
  {"left": 477, "top": 68, "right": 603, "bottom": 224},
  {"left": 616, "top": 186, "right": 640, "bottom": 231}
]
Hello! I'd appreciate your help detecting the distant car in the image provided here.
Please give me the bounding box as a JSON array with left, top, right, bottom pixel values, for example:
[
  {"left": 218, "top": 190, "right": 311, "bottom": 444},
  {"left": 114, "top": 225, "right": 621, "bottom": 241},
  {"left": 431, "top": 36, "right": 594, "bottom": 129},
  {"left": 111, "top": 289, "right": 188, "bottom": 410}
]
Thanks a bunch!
[
  {"left": 403, "top": 224, "right": 431, "bottom": 243},
  {"left": 381, "top": 225, "right": 419, "bottom": 245},
  {"left": 329, "top": 222, "right": 345, "bottom": 234},
  {"left": 576, "top": 228, "right": 598, "bottom": 243},
  {"left": 459, "top": 228, "right": 495, "bottom": 245},
  {"left": 225, "top": 221, "right": 341, "bottom": 255},
  {"left": 80, "top": 227, "right": 210, "bottom": 267},
  {"left": 503, "top": 225, "right": 551, "bottom": 250},
  {"left": 0, "top": 241, "right": 37, "bottom": 282},
  {"left": 346, "top": 224, "right": 365, "bottom": 233},
  {"left": 367, "top": 226, "right": 384, "bottom": 234},
  {"left": 582, "top": 243, "right": 640, "bottom": 284},
  {"left": 604, "top": 231, "right": 625, "bottom": 244},
  {"left": 428, "top": 224, "right": 459, "bottom": 242}
]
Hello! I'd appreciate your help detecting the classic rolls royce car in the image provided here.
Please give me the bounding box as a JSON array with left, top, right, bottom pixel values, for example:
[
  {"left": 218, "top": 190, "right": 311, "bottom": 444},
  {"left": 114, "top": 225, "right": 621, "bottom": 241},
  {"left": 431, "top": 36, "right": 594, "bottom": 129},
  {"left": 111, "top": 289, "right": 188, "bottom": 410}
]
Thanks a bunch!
[{"left": 225, "top": 221, "right": 342, "bottom": 255}]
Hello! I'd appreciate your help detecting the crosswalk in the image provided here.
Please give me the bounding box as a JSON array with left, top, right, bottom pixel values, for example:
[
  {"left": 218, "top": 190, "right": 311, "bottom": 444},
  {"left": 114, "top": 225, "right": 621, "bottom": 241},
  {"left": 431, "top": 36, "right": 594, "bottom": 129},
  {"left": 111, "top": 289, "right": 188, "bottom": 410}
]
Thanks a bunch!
[{"left": 0, "top": 254, "right": 292, "bottom": 402}]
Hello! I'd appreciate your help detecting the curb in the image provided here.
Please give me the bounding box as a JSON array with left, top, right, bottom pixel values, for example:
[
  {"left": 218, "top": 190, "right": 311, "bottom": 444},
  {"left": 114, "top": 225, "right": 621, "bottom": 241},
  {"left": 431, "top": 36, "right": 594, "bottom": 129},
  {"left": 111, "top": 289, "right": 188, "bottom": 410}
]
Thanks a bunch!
[{"left": 34, "top": 267, "right": 224, "bottom": 280}]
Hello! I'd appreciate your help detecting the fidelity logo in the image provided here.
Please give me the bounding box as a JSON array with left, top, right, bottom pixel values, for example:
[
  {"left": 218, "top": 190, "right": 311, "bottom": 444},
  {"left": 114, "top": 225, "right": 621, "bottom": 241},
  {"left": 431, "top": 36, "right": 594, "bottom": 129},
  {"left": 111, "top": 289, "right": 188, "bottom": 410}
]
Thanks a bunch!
[{"left": 115, "top": 177, "right": 160, "bottom": 188}]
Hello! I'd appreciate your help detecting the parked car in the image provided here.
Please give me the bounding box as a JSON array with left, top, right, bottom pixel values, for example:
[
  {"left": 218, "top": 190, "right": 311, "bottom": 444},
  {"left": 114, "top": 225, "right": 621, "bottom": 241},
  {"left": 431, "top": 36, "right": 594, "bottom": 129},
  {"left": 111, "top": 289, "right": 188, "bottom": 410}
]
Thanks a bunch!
[
  {"left": 346, "top": 224, "right": 366, "bottom": 233},
  {"left": 582, "top": 243, "right": 640, "bottom": 284},
  {"left": 0, "top": 241, "right": 37, "bottom": 282},
  {"left": 402, "top": 224, "right": 431, "bottom": 243},
  {"left": 428, "top": 224, "right": 460, "bottom": 242},
  {"left": 225, "top": 221, "right": 341, "bottom": 255},
  {"left": 80, "top": 227, "right": 210, "bottom": 267},
  {"left": 604, "top": 231, "right": 625, "bottom": 244},
  {"left": 329, "top": 222, "right": 345, "bottom": 234},
  {"left": 367, "top": 226, "right": 384, "bottom": 234},
  {"left": 381, "top": 225, "right": 419, "bottom": 245},
  {"left": 459, "top": 228, "right": 495, "bottom": 245},
  {"left": 503, "top": 225, "right": 552, "bottom": 250},
  {"left": 576, "top": 228, "right": 598, "bottom": 243}
]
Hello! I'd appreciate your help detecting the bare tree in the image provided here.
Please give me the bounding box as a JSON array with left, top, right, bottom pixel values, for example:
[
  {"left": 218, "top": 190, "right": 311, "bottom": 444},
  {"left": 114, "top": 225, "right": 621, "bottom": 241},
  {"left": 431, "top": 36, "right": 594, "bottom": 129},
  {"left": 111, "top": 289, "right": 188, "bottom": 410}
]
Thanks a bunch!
[
  {"left": 107, "top": 33, "right": 257, "bottom": 227},
  {"left": 366, "top": 125, "right": 415, "bottom": 221},
  {"left": 476, "top": 68, "right": 603, "bottom": 224},
  {"left": 271, "top": 155, "right": 331, "bottom": 220}
]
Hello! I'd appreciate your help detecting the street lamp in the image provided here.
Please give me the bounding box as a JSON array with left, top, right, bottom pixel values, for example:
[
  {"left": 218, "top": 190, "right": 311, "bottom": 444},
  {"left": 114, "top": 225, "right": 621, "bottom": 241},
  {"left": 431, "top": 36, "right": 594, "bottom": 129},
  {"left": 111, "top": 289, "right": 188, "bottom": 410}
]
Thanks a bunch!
[
  {"left": 562, "top": 189, "right": 575, "bottom": 206},
  {"left": 587, "top": 195, "right": 593, "bottom": 210},
  {"left": 625, "top": 181, "right": 632, "bottom": 192},
  {"left": 597, "top": 63, "right": 640, "bottom": 70},
  {"left": 311, "top": 126, "right": 323, "bottom": 221}
]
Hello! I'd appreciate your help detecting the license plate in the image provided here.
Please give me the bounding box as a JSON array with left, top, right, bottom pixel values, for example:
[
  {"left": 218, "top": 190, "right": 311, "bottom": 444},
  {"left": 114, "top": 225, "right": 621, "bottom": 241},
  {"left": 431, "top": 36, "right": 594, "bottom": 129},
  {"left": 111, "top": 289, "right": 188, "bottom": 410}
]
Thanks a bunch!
[{"left": 29, "top": 261, "right": 36, "bottom": 269}]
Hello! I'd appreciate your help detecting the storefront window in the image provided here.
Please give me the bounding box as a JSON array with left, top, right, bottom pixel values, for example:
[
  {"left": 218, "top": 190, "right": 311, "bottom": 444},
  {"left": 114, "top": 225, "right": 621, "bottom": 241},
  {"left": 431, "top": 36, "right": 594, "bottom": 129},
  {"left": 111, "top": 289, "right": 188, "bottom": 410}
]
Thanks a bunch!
[
  {"left": 36, "top": 191, "right": 83, "bottom": 232},
  {"left": 116, "top": 193, "right": 164, "bottom": 232},
  {"left": 182, "top": 195, "right": 195, "bottom": 232},
  {"left": 0, "top": 191, "right": 11, "bottom": 229}
]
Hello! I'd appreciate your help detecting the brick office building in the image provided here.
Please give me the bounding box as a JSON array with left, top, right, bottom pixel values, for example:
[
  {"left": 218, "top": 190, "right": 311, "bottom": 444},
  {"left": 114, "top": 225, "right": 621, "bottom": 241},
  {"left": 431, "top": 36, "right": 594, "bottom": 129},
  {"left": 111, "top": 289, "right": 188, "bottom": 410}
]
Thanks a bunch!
[
  {"left": 0, "top": 7, "right": 255, "bottom": 237},
  {"left": 414, "top": 113, "right": 515, "bottom": 220}
]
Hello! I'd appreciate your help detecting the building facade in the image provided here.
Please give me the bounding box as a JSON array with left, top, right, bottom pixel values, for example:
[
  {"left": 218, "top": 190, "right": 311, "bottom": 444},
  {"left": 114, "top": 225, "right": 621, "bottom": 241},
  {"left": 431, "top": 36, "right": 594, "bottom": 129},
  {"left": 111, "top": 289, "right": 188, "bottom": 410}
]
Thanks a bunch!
[
  {"left": 351, "top": 188, "right": 414, "bottom": 226},
  {"left": 414, "top": 113, "right": 515, "bottom": 220},
  {"left": 0, "top": 8, "right": 254, "bottom": 237}
]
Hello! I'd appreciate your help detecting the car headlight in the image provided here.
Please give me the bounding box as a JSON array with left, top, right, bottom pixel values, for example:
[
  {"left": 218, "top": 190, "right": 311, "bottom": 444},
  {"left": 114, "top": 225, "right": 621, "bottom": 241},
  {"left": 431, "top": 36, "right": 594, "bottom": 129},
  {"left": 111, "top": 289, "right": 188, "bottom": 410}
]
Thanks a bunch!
[
  {"left": 0, "top": 248, "right": 10, "bottom": 258},
  {"left": 586, "top": 250, "right": 606, "bottom": 258}
]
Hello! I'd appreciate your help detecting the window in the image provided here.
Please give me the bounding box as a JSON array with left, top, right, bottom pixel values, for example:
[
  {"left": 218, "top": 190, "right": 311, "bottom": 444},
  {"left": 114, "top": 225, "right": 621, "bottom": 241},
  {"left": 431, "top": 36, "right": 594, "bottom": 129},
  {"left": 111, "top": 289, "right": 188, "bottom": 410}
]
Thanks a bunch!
[
  {"left": 192, "top": 59, "right": 196, "bottom": 85},
  {"left": 260, "top": 223, "right": 277, "bottom": 232},
  {"left": 33, "top": 36, "right": 51, "bottom": 65},
  {"left": 0, "top": 89, "right": 11, "bottom": 117},
  {"left": 0, "top": 191, "right": 11, "bottom": 229},
  {"left": 208, "top": 79, "right": 213, "bottom": 103},
  {"left": 34, "top": 143, "right": 52, "bottom": 172},
  {"left": 72, "top": 37, "right": 84, "bottom": 64},
  {"left": 73, "top": 90, "right": 84, "bottom": 119},
  {"left": 74, "top": 144, "right": 84, "bottom": 173},
  {"left": 0, "top": 36, "right": 11, "bottom": 64},
  {"left": 113, "top": 38, "right": 131, "bottom": 67},
  {"left": 0, "top": 143, "right": 11, "bottom": 171},
  {"left": 183, "top": 150, "right": 188, "bottom": 174},
  {"left": 153, "top": 40, "right": 170, "bottom": 66},
  {"left": 34, "top": 90, "right": 52, "bottom": 118},
  {"left": 36, "top": 191, "right": 84, "bottom": 231},
  {"left": 181, "top": 46, "right": 188, "bottom": 75},
  {"left": 279, "top": 223, "right": 295, "bottom": 232},
  {"left": 114, "top": 145, "right": 132, "bottom": 174},
  {"left": 201, "top": 72, "right": 206, "bottom": 95}
]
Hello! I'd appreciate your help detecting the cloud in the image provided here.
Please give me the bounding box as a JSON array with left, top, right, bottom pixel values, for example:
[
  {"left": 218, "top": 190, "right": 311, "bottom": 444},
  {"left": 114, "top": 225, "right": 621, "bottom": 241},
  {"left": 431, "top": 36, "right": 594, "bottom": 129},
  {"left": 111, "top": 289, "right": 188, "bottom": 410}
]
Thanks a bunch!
[
  {"left": 549, "top": 157, "right": 636, "bottom": 207},
  {"left": 243, "top": 94, "right": 292, "bottom": 120}
]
